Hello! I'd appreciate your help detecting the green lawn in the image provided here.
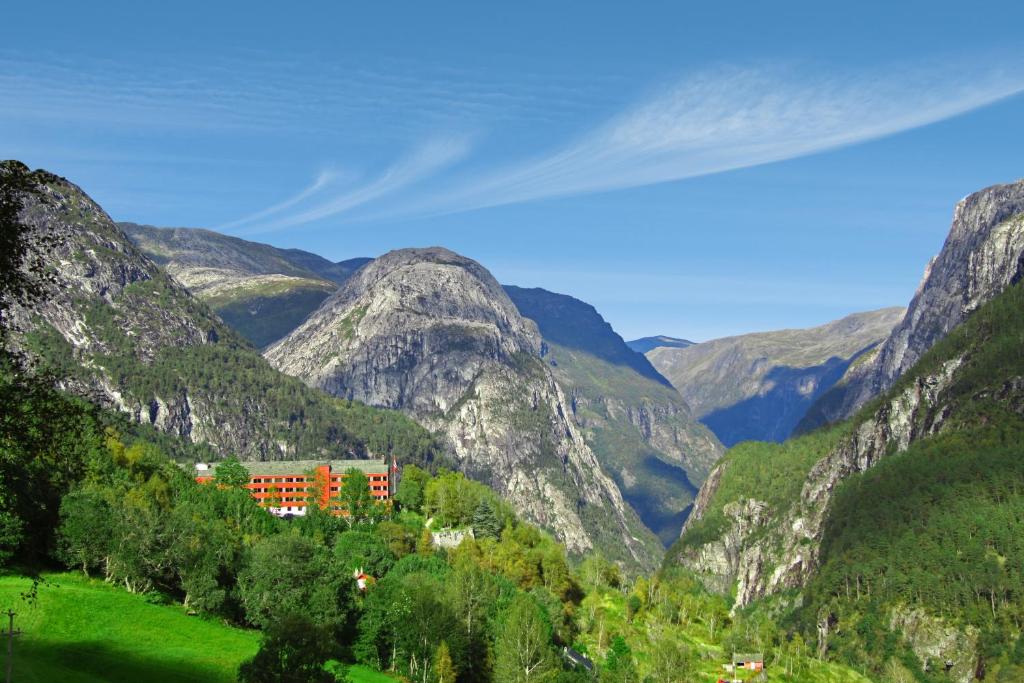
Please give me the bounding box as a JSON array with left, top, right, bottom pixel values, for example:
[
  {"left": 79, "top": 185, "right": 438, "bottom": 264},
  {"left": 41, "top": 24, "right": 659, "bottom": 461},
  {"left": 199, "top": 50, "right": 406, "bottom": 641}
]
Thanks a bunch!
[
  {"left": 0, "top": 572, "right": 259, "bottom": 682},
  {"left": 344, "top": 664, "right": 404, "bottom": 682}
]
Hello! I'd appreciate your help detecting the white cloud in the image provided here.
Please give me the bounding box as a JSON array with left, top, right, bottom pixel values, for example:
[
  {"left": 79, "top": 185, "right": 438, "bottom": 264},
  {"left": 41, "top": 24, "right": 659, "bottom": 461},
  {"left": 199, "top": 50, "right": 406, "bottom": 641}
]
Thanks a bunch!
[
  {"left": 419, "top": 62, "right": 1024, "bottom": 214},
  {"left": 219, "top": 169, "right": 338, "bottom": 230},
  {"left": 236, "top": 137, "right": 472, "bottom": 234}
]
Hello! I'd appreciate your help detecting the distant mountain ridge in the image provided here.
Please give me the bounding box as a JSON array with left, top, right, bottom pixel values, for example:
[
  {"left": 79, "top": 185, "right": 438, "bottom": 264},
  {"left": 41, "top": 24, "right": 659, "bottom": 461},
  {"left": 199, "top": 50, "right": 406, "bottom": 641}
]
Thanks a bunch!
[
  {"left": 646, "top": 308, "right": 904, "bottom": 446},
  {"left": 626, "top": 335, "right": 695, "bottom": 354},
  {"left": 122, "top": 223, "right": 370, "bottom": 347}
]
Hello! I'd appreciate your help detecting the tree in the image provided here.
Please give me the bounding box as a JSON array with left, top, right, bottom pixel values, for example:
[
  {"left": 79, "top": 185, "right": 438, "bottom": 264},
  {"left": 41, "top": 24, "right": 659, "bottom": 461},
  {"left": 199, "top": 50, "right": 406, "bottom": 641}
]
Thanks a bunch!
[
  {"left": 56, "top": 487, "right": 113, "bottom": 575},
  {"left": 435, "top": 640, "right": 457, "bottom": 683},
  {"left": 239, "top": 534, "right": 350, "bottom": 629},
  {"left": 471, "top": 498, "right": 502, "bottom": 540},
  {"left": 334, "top": 530, "right": 396, "bottom": 577},
  {"left": 648, "top": 631, "right": 695, "bottom": 683},
  {"left": 494, "top": 594, "right": 557, "bottom": 683},
  {"left": 338, "top": 468, "right": 375, "bottom": 526},
  {"left": 237, "top": 615, "right": 336, "bottom": 683},
  {"left": 418, "top": 527, "right": 435, "bottom": 556},
  {"left": 601, "top": 636, "right": 637, "bottom": 683},
  {"left": 395, "top": 464, "right": 430, "bottom": 513},
  {"left": 0, "top": 160, "right": 47, "bottom": 323},
  {"left": 214, "top": 457, "right": 250, "bottom": 489}
]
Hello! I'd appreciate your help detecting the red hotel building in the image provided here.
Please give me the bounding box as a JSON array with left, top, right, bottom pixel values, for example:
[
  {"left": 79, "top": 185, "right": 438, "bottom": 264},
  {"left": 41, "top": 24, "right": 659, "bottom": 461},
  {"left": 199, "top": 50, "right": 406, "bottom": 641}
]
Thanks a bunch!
[{"left": 193, "top": 459, "right": 395, "bottom": 517}]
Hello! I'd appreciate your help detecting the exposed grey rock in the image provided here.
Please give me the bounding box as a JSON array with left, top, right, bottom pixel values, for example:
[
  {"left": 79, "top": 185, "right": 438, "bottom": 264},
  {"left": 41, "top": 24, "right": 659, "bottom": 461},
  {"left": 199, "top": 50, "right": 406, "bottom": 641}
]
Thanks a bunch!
[
  {"left": 266, "top": 248, "right": 662, "bottom": 567},
  {"left": 2, "top": 165, "right": 409, "bottom": 463},
  {"left": 503, "top": 285, "right": 723, "bottom": 544},
  {"left": 802, "top": 180, "right": 1024, "bottom": 428},
  {"left": 678, "top": 355, "right": 965, "bottom": 607},
  {"left": 676, "top": 179, "right": 1024, "bottom": 610},
  {"left": 890, "top": 607, "right": 978, "bottom": 683}
]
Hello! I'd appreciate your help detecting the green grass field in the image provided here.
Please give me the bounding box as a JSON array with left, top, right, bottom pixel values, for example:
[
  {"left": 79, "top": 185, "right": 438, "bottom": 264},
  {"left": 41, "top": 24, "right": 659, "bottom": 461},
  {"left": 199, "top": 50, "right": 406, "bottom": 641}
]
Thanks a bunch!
[{"left": 0, "top": 572, "right": 259, "bottom": 682}]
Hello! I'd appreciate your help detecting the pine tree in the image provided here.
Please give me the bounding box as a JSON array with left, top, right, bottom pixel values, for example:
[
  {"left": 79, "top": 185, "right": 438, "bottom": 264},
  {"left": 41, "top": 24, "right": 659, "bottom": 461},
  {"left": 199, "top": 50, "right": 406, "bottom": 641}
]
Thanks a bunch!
[
  {"left": 418, "top": 527, "right": 435, "bottom": 555},
  {"left": 435, "top": 640, "right": 457, "bottom": 683},
  {"left": 471, "top": 498, "right": 502, "bottom": 540}
]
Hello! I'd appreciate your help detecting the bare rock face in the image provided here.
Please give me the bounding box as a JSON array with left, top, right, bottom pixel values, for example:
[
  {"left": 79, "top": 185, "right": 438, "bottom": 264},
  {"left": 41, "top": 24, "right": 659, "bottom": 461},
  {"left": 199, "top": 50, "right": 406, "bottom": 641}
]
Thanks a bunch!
[
  {"left": 266, "top": 248, "right": 662, "bottom": 567},
  {"left": 676, "top": 179, "right": 1024, "bottom": 610},
  {"left": 803, "top": 180, "right": 1024, "bottom": 428},
  {"left": 3, "top": 164, "right": 417, "bottom": 463},
  {"left": 679, "top": 354, "right": 967, "bottom": 607}
]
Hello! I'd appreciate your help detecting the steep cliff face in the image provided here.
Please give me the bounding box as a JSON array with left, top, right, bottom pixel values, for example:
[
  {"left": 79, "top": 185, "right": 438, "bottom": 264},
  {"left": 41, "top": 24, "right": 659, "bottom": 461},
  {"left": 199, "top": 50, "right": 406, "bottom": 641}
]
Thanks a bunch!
[
  {"left": 504, "top": 286, "right": 722, "bottom": 544},
  {"left": 801, "top": 180, "right": 1024, "bottom": 429},
  {"left": 647, "top": 308, "right": 904, "bottom": 446},
  {"left": 673, "top": 180, "right": 1024, "bottom": 615},
  {"left": 266, "top": 248, "right": 662, "bottom": 567},
  {"left": 122, "top": 223, "right": 370, "bottom": 347},
  {"left": 2, "top": 164, "right": 438, "bottom": 464}
]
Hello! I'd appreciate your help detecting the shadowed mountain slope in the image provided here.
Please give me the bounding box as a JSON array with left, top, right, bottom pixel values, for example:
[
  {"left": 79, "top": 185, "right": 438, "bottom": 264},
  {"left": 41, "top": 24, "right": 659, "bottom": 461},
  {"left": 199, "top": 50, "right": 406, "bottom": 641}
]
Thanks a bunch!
[
  {"left": 646, "top": 308, "right": 904, "bottom": 446},
  {"left": 504, "top": 286, "right": 723, "bottom": 545}
]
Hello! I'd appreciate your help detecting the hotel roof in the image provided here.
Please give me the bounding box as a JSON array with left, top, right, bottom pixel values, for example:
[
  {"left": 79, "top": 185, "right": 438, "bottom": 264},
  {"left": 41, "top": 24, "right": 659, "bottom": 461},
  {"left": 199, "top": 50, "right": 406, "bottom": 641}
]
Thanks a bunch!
[{"left": 191, "top": 459, "right": 390, "bottom": 477}]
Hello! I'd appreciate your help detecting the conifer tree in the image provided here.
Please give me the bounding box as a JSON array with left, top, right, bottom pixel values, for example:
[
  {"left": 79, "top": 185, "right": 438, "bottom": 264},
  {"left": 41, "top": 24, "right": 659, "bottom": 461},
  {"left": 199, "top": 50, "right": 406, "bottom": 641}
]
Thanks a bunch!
[{"left": 435, "top": 640, "right": 457, "bottom": 683}]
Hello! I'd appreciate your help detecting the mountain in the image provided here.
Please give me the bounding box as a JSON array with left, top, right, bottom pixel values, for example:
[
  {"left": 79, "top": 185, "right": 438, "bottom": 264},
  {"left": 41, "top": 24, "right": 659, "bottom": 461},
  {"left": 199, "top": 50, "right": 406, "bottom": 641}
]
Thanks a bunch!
[
  {"left": 669, "top": 181, "right": 1024, "bottom": 681},
  {"left": 503, "top": 286, "right": 722, "bottom": 544},
  {"left": 121, "top": 223, "right": 370, "bottom": 347},
  {"left": 646, "top": 309, "right": 904, "bottom": 446},
  {"left": 2, "top": 162, "right": 438, "bottom": 465},
  {"left": 265, "top": 247, "right": 663, "bottom": 568},
  {"left": 799, "top": 179, "right": 1024, "bottom": 430},
  {"left": 626, "top": 335, "right": 694, "bottom": 354}
]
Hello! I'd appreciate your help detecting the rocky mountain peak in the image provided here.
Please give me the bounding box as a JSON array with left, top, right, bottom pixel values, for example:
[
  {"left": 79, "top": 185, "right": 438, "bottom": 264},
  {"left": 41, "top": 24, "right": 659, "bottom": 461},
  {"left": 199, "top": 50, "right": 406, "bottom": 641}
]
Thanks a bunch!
[
  {"left": 801, "top": 179, "right": 1024, "bottom": 428},
  {"left": 266, "top": 245, "right": 661, "bottom": 567},
  {"left": 265, "top": 246, "right": 541, "bottom": 415}
]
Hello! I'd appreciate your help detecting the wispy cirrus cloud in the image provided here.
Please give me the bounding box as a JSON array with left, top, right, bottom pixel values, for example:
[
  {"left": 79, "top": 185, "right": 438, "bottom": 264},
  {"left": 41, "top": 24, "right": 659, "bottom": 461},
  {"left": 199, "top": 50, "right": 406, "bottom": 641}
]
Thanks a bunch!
[
  {"left": 219, "top": 169, "right": 340, "bottom": 230},
  {"left": 414, "top": 61, "right": 1024, "bottom": 215},
  {"left": 232, "top": 137, "right": 472, "bottom": 234}
]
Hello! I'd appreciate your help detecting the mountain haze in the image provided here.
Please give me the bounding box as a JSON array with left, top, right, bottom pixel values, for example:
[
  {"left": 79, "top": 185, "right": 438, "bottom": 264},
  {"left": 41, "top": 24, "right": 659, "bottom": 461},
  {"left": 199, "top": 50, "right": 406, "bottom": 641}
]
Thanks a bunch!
[
  {"left": 626, "top": 335, "right": 695, "bottom": 354},
  {"left": 647, "top": 308, "right": 904, "bottom": 445}
]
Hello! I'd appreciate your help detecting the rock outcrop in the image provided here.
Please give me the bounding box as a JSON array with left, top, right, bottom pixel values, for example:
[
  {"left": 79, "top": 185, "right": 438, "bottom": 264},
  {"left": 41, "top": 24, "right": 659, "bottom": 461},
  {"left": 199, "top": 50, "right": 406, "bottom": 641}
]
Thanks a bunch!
[
  {"left": 675, "top": 179, "right": 1024, "bottom": 611},
  {"left": 265, "top": 248, "right": 662, "bottom": 567},
  {"left": 2, "top": 162, "right": 433, "bottom": 463},
  {"left": 801, "top": 180, "right": 1024, "bottom": 429},
  {"left": 647, "top": 308, "right": 904, "bottom": 446}
]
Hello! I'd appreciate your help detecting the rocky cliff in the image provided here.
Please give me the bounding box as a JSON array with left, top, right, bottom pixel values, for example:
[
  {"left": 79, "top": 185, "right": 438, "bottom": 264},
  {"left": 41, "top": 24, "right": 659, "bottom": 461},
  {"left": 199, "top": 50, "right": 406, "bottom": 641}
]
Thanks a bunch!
[
  {"left": 2, "top": 162, "right": 438, "bottom": 465},
  {"left": 647, "top": 309, "right": 904, "bottom": 446},
  {"left": 504, "top": 286, "right": 722, "bottom": 544},
  {"left": 673, "top": 180, "right": 1024, "bottom": 614},
  {"left": 122, "top": 223, "right": 370, "bottom": 347},
  {"left": 800, "top": 179, "right": 1024, "bottom": 429},
  {"left": 265, "top": 248, "right": 663, "bottom": 567}
]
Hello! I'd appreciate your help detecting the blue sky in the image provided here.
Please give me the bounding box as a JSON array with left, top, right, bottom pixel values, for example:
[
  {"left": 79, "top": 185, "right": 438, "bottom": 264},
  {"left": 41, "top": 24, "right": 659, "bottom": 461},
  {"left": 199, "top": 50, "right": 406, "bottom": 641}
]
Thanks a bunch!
[{"left": 3, "top": 2, "right": 1023, "bottom": 341}]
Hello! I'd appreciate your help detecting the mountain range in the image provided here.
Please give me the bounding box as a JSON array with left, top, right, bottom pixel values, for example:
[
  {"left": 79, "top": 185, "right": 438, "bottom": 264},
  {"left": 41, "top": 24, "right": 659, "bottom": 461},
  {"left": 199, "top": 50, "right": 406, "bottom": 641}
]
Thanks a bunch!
[{"left": 643, "top": 308, "right": 905, "bottom": 446}]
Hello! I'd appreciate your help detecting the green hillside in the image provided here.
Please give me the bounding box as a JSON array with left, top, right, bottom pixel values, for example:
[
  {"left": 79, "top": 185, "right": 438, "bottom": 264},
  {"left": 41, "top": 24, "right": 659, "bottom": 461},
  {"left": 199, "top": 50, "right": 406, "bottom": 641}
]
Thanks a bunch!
[
  {"left": 671, "top": 282, "right": 1024, "bottom": 679},
  {"left": 0, "top": 572, "right": 259, "bottom": 682}
]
